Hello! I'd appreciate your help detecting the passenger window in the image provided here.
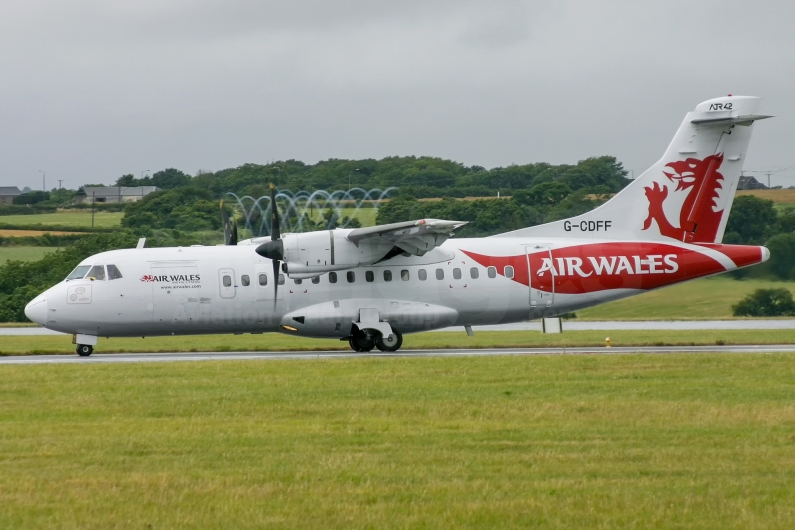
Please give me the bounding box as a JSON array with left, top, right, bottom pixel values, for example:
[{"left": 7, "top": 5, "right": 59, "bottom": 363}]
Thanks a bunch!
[
  {"left": 436, "top": 268, "right": 444, "bottom": 280},
  {"left": 66, "top": 265, "right": 91, "bottom": 280},
  {"left": 401, "top": 270, "right": 409, "bottom": 281},
  {"left": 504, "top": 266, "right": 514, "bottom": 279},
  {"left": 329, "top": 272, "right": 337, "bottom": 283},
  {"left": 294, "top": 278, "right": 302, "bottom": 285},
  {"left": 453, "top": 268, "right": 461, "bottom": 280},
  {"left": 278, "top": 274, "right": 285, "bottom": 285},
  {"left": 311, "top": 276, "right": 320, "bottom": 284},
  {"left": 470, "top": 267, "right": 479, "bottom": 279},
  {"left": 366, "top": 271, "right": 374, "bottom": 282},
  {"left": 223, "top": 275, "right": 232, "bottom": 287},
  {"left": 384, "top": 270, "right": 392, "bottom": 282},
  {"left": 241, "top": 275, "right": 250, "bottom": 286},
  {"left": 258, "top": 273, "right": 268, "bottom": 286},
  {"left": 418, "top": 269, "right": 427, "bottom": 281},
  {"left": 87, "top": 265, "right": 106, "bottom": 281},
  {"left": 347, "top": 271, "right": 355, "bottom": 283},
  {"left": 487, "top": 266, "right": 497, "bottom": 278},
  {"left": 107, "top": 264, "right": 123, "bottom": 280}
]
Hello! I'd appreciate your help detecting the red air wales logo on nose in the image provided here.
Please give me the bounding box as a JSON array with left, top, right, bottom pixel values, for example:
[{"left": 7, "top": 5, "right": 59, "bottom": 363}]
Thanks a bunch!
[{"left": 462, "top": 242, "right": 764, "bottom": 295}]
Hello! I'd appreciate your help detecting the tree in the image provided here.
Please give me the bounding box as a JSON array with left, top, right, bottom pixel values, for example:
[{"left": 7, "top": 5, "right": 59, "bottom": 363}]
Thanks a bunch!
[
  {"left": 528, "top": 182, "right": 572, "bottom": 205},
  {"left": 725, "top": 196, "right": 777, "bottom": 244},
  {"left": 121, "top": 187, "right": 221, "bottom": 230},
  {"left": 150, "top": 168, "right": 191, "bottom": 189},
  {"left": 114, "top": 174, "right": 136, "bottom": 187},
  {"left": 13, "top": 191, "right": 50, "bottom": 205},
  {"left": 732, "top": 288, "right": 795, "bottom": 317},
  {"left": 765, "top": 233, "right": 795, "bottom": 279}
]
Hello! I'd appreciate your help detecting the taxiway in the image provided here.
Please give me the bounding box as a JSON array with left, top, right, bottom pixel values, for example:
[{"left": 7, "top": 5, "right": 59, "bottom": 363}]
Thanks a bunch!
[{"left": 1, "top": 344, "right": 794, "bottom": 365}]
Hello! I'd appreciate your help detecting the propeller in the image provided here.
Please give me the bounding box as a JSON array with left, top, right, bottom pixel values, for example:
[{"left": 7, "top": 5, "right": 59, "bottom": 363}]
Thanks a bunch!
[
  {"left": 220, "top": 200, "right": 238, "bottom": 246},
  {"left": 255, "top": 184, "right": 283, "bottom": 301}
]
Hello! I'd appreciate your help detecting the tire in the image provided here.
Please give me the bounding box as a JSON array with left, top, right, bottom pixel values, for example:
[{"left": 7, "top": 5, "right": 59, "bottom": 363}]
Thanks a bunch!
[
  {"left": 76, "top": 344, "right": 93, "bottom": 357},
  {"left": 349, "top": 331, "right": 375, "bottom": 352},
  {"left": 375, "top": 329, "right": 403, "bottom": 352}
]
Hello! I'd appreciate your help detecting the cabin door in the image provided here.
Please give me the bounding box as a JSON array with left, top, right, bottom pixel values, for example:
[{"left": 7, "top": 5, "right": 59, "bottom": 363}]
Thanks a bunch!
[{"left": 526, "top": 245, "right": 555, "bottom": 318}]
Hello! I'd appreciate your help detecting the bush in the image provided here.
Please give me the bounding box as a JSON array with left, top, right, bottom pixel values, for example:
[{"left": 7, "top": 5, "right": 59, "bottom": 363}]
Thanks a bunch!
[
  {"left": 732, "top": 288, "right": 795, "bottom": 317},
  {"left": 765, "top": 233, "right": 795, "bottom": 280}
]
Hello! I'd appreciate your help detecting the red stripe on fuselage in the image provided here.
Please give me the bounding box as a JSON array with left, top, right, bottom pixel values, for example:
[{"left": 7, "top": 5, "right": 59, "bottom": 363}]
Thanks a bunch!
[{"left": 461, "top": 242, "right": 765, "bottom": 295}]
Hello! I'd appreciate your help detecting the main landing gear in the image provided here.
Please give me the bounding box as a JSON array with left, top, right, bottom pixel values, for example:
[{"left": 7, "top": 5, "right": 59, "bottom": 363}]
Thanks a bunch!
[
  {"left": 348, "top": 328, "right": 403, "bottom": 353},
  {"left": 76, "top": 344, "right": 93, "bottom": 356}
]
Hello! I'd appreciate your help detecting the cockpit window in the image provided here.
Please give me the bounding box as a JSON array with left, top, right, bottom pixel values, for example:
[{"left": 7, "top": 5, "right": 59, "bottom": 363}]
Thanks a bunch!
[
  {"left": 66, "top": 265, "right": 91, "bottom": 280},
  {"left": 87, "top": 265, "right": 106, "bottom": 281},
  {"left": 107, "top": 264, "right": 123, "bottom": 280}
]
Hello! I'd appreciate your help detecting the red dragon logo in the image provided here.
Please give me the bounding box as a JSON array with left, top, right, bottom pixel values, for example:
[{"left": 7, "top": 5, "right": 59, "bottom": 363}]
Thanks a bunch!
[
  {"left": 140, "top": 275, "right": 156, "bottom": 282},
  {"left": 642, "top": 154, "right": 725, "bottom": 243}
]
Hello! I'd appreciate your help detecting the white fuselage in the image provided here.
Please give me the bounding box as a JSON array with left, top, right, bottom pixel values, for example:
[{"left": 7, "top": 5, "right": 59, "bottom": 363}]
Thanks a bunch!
[{"left": 25, "top": 235, "right": 766, "bottom": 340}]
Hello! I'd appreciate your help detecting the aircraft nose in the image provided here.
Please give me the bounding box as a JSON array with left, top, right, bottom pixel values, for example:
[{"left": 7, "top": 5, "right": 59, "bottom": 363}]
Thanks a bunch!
[{"left": 24, "top": 295, "right": 48, "bottom": 325}]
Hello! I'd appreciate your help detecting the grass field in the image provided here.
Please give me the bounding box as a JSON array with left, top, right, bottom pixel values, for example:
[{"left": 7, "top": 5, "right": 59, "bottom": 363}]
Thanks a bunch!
[
  {"left": 4, "top": 328, "right": 795, "bottom": 355},
  {"left": 737, "top": 189, "right": 795, "bottom": 204},
  {"left": 0, "top": 229, "right": 84, "bottom": 237},
  {"left": 1, "top": 353, "right": 794, "bottom": 528},
  {"left": 0, "top": 246, "right": 61, "bottom": 264},
  {"left": 578, "top": 276, "right": 795, "bottom": 320},
  {"left": 0, "top": 211, "right": 123, "bottom": 228}
]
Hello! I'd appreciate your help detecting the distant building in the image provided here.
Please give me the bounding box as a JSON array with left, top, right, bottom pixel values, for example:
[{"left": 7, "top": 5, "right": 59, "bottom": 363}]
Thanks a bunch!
[
  {"left": 738, "top": 176, "right": 768, "bottom": 190},
  {"left": 0, "top": 186, "right": 22, "bottom": 205},
  {"left": 80, "top": 186, "right": 160, "bottom": 204}
]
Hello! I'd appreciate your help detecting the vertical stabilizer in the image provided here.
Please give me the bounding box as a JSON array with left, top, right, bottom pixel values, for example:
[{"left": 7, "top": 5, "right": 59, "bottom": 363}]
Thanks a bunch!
[{"left": 497, "top": 96, "right": 771, "bottom": 243}]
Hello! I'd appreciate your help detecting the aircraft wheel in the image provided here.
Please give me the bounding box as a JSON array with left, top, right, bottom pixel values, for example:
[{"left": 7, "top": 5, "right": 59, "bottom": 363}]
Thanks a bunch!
[
  {"left": 349, "top": 331, "right": 375, "bottom": 352},
  {"left": 375, "top": 329, "right": 403, "bottom": 352},
  {"left": 76, "top": 344, "right": 93, "bottom": 357}
]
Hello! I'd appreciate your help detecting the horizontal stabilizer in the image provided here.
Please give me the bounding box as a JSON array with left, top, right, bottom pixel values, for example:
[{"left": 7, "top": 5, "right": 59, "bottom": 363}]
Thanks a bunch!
[{"left": 691, "top": 114, "right": 773, "bottom": 126}]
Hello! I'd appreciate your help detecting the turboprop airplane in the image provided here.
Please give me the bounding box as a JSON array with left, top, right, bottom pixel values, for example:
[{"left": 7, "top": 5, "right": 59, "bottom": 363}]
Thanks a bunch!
[{"left": 25, "top": 95, "right": 772, "bottom": 356}]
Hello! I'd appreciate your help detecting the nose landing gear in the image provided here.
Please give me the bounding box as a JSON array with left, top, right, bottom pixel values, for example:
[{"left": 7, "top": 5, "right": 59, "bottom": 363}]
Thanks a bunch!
[{"left": 76, "top": 344, "right": 93, "bottom": 356}]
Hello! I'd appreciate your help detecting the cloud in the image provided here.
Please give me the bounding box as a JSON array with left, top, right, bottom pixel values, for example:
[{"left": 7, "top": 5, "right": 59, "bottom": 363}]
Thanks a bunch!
[{"left": 0, "top": 0, "right": 793, "bottom": 188}]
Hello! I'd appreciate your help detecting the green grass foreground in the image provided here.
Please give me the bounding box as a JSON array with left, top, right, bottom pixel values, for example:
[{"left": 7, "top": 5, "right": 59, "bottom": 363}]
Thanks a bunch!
[
  {"left": 3, "top": 328, "right": 795, "bottom": 355},
  {"left": 0, "top": 354, "right": 794, "bottom": 528}
]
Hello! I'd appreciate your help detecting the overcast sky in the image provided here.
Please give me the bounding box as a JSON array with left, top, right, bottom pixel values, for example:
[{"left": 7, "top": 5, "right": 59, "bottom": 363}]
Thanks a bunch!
[{"left": 1, "top": 0, "right": 793, "bottom": 191}]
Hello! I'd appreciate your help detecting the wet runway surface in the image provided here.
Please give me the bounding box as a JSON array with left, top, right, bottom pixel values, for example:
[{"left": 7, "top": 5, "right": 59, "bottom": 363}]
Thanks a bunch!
[{"left": 2, "top": 344, "right": 795, "bottom": 365}]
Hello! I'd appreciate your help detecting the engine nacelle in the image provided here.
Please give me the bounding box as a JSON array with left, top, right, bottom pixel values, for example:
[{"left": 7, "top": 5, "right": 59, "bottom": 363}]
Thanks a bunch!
[{"left": 280, "top": 230, "right": 393, "bottom": 277}]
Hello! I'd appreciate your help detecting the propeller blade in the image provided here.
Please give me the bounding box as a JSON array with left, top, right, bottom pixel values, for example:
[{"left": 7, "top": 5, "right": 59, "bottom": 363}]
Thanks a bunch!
[
  {"left": 220, "top": 200, "right": 232, "bottom": 245},
  {"left": 270, "top": 184, "right": 280, "bottom": 241},
  {"left": 272, "top": 258, "right": 280, "bottom": 304},
  {"left": 253, "top": 184, "right": 282, "bottom": 302}
]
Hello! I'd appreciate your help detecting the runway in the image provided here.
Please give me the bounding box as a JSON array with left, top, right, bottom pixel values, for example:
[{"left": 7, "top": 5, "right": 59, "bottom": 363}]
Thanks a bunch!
[
  {"left": 3, "top": 320, "right": 795, "bottom": 335},
  {"left": 2, "top": 344, "right": 795, "bottom": 365}
]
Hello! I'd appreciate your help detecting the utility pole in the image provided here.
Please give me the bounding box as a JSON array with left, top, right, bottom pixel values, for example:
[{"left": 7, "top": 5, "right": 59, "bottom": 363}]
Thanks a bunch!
[
  {"left": 91, "top": 192, "right": 95, "bottom": 228},
  {"left": 39, "top": 170, "right": 45, "bottom": 192},
  {"left": 765, "top": 172, "right": 772, "bottom": 188},
  {"left": 57, "top": 180, "right": 63, "bottom": 189}
]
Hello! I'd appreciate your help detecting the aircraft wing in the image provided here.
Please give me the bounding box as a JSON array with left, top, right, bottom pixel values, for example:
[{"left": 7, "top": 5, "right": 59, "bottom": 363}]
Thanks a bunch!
[{"left": 347, "top": 219, "right": 468, "bottom": 256}]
